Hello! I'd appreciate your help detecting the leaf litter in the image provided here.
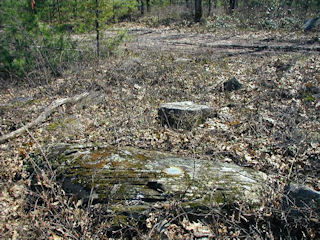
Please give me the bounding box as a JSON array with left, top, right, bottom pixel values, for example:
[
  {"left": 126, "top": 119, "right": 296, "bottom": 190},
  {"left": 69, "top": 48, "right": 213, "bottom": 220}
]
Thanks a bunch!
[{"left": 1, "top": 23, "right": 320, "bottom": 239}]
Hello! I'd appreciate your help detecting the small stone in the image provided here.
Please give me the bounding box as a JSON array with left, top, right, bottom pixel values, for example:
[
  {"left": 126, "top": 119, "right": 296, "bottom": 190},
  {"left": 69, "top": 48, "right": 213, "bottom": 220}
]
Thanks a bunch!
[
  {"left": 283, "top": 183, "right": 320, "bottom": 216},
  {"left": 223, "top": 77, "right": 243, "bottom": 91},
  {"left": 304, "top": 17, "right": 320, "bottom": 32}
]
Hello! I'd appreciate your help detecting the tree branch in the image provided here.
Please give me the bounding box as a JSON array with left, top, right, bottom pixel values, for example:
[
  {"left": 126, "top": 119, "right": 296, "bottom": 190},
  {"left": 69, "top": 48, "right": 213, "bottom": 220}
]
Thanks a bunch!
[{"left": 0, "top": 92, "right": 90, "bottom": 144}]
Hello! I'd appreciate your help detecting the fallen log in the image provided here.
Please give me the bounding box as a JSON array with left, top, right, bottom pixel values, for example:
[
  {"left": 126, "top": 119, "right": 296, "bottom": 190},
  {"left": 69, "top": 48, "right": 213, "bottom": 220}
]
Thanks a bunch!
[{"left": 48, "top": 145, "right": 268, "bottom": 207}]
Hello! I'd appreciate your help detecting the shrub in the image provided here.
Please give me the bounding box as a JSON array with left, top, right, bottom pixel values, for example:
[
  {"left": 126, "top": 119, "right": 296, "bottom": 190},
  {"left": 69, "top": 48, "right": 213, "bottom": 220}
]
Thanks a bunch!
[{"left": 0, "top": 0, "right": 78, "bottom": 79}]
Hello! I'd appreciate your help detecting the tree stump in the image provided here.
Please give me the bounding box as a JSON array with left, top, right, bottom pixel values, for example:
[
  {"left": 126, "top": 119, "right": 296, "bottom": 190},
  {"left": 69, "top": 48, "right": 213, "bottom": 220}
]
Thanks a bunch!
[{"left": 158, "top": 101, "right": 215, "bottom": 130}]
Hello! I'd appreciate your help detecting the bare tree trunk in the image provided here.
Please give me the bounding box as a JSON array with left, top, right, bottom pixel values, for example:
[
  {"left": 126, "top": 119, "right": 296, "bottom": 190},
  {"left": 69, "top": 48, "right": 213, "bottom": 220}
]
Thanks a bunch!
[
  {"left": 186, "top": 0, "right": 190, "bottom": 9},
  {"left": 112, "top": 0, "right": 115, "bottom": 22},
  {"left": 284, "top": 0, "right": 293, "bottom": 14},
  {"left": 146, "top": 0, "right": 150, "bottom": 12},
  {"left": 95, "top": 0, "right": 100, "bottom": 58},
  {"left": 0, "top": 0, "right": 2, "bottom": 27},
  {"left": 56, "top": 0, "right": 61, "bottom": 23},
  {"left": 140, "top": 0, "right": 144, "bottom": 15},
  {"left": 194, "top": 0, "right": 202, "bottom": 22},
  {"left": 73, "top": 0, "right": 77, "bottom": 18},
  {"left": 49, "top": 0, "right": 54, "bottom": 23},
  {"left": 287, "top": 0, "right": 293, "bottom": 15},
  {"left": 208, "top": 0, "right": 212, "bottom": 16},
  {"left": 302, "top": 0, "right": 311, "bottom": 11},
  {"left": 228, "top": 0, "right": 236, "bottom": 14}
]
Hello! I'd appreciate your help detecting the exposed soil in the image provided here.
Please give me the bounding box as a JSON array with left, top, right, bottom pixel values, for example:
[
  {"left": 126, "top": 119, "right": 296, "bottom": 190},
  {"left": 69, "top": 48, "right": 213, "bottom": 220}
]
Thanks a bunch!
[{"left": 119, "top": 25, "right": 320, "bottom": 56}]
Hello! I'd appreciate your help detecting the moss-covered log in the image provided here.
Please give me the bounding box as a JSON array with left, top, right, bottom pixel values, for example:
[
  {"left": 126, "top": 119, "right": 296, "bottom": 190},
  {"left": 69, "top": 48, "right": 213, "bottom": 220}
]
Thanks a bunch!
[{"left": 48, "top": 144, "right": 268, "bottom": 211}]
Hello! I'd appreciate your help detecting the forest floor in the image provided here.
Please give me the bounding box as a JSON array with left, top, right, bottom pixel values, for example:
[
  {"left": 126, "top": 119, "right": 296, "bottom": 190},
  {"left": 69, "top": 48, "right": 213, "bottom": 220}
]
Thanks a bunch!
[{"left": 1, "top": 22, "right": 320, "bottom": 239}]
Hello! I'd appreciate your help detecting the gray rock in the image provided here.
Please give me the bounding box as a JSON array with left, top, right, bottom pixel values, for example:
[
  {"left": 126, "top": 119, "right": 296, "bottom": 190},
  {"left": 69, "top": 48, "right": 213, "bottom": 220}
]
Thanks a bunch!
[
  {"left": 283, "top": 184, "right": 320, "bottom": 215},
  {"left": 50, "top": 145, "right": 268, "bottom": 209},
  {"left": 158, "top": 101, "right": 215, "bottom": 130},
  {"left": 304, "top": 17, "right": 320, "bottom": 32},
  {"left": 223, "top": 77, "right": 243, "bottom": 91}
]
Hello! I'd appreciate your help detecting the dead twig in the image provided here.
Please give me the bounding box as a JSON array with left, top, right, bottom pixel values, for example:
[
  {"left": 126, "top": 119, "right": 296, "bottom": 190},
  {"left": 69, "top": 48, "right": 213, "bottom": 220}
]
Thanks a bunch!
[{"left": 0, "top": 92, "right": 89, "bottom": 143}]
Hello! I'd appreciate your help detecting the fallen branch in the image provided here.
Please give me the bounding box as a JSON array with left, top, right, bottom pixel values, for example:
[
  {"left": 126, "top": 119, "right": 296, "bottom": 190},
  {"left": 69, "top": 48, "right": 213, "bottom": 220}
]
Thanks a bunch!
[{"left": 0, "top": 92, "right": 90, "bottom": 144}]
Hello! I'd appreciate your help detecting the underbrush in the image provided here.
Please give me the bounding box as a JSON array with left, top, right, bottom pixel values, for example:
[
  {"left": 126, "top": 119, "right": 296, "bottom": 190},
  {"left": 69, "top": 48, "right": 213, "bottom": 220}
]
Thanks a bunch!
[{"left": 138, "top": 4, "right": 309, "bottom": 33}]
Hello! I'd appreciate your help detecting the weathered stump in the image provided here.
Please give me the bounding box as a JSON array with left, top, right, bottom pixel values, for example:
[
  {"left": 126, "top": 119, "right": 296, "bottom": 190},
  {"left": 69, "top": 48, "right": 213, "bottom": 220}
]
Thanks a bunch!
[{"left": 158, "top": 101, "right": 215, "bottom": 130}]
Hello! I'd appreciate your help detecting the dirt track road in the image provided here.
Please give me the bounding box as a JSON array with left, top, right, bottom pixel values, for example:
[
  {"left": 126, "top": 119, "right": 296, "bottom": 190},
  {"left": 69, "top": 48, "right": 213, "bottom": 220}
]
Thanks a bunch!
[{"left": 110, "top": 26, "right": 320, "bottom": 57}]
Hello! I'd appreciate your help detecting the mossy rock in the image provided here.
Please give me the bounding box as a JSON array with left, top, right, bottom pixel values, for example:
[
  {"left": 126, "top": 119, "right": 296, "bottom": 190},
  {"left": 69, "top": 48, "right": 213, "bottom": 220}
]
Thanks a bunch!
[{"left": 48, "top": 144, "right": 268, "bottom": 211}]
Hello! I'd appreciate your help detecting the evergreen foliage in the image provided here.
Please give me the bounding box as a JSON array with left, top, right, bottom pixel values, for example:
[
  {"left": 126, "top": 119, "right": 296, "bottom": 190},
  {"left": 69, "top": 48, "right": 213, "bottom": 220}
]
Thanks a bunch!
[
  {"left": 0, "top": 0, "right": 77, "bottom": 78},
  {"left": 0, "top": 0, "right": 134, "bottom": 79}
]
